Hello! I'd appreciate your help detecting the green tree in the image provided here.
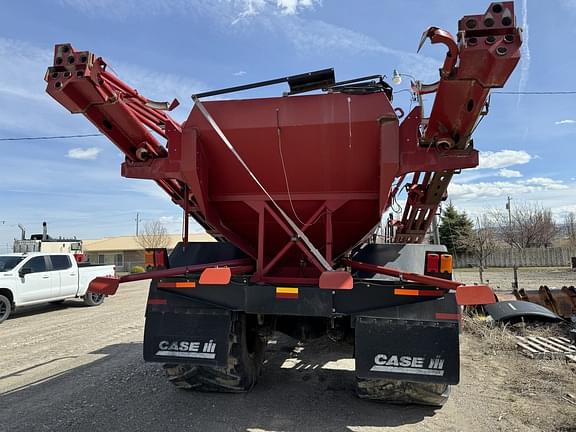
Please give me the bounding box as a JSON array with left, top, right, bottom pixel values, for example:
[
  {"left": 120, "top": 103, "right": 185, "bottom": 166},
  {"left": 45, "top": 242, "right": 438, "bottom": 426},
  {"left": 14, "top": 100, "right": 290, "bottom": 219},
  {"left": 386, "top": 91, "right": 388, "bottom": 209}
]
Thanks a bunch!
[{"left": 439, "top": 203, "right": 474, "bottom": 254}]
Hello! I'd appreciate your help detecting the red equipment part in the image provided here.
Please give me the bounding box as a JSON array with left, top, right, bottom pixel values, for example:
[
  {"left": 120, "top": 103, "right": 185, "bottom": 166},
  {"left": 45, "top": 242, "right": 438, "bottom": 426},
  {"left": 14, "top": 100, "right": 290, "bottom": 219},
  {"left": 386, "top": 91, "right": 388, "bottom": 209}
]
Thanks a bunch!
[
  {"left": 394, "top": 2, "right": 521, "bottom": 243},
  {"left": 341, "top": 259, "right": 496, "bottom": 305},
  {"left": 45, "top": 2, "right": 521, "bottom": 286},
  {"left": 87, "top": 258, "right": 254, "bottom": 296}
]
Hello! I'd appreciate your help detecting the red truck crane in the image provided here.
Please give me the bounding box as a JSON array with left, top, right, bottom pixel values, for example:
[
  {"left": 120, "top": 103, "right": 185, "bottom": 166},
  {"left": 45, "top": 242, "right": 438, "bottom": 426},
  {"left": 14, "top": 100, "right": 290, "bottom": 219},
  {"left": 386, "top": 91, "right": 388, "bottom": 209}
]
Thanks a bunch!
[{"left": 45, "top": 2, "right": 521, "bottom": 406}]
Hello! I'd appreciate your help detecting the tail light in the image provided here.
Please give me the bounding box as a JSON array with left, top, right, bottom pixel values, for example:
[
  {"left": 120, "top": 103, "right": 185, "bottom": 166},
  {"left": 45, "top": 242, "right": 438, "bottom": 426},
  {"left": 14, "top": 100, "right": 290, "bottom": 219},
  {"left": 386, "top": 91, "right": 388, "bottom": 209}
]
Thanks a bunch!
[
  {"left": 425, "top": 251, "right": 452, "bottom": 280},
  {"left": 426, "top": 253, "right": 440, "bottom": 273},
  {"left": 144, "top": 250, "right": 155, "bottom": 268},
  {"left": 144, "top": 248, "right": 169, "bottom": 270}
]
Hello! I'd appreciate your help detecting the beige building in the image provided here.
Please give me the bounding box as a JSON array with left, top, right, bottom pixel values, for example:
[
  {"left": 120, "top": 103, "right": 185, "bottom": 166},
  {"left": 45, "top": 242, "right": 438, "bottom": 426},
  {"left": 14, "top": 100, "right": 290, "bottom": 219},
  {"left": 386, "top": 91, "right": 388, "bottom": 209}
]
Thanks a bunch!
[{"left": 83, "top": 233, "right": 215, "bottom": 272}]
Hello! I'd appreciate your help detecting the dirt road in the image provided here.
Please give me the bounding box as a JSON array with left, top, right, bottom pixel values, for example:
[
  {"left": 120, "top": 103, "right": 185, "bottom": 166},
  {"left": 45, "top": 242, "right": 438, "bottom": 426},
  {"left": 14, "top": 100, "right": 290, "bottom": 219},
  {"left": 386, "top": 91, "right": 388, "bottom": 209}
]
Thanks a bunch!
[{"left": 0, "top": 281, "right": 573, "bottom": 432}]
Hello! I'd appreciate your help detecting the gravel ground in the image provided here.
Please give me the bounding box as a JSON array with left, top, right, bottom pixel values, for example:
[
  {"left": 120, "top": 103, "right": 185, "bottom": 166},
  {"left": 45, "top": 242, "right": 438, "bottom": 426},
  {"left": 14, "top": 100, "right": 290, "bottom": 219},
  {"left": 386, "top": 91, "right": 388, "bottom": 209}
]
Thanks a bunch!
[{"left": 0, "top": 280, "right": 574, "bottom": 432}]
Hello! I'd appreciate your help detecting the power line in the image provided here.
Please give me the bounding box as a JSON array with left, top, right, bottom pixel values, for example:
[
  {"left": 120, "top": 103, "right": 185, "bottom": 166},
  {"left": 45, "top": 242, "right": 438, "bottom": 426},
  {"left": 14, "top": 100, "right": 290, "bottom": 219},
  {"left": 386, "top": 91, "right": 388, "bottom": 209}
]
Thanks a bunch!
[
  {"left": 0, "top": 89, "right": 574, "bottom": 143},
  {"left": 493, "top": 90, "right": 576, "bottom": 95},
  {"left": 0, "top": 133, "right": 102, "bottom": 142}
]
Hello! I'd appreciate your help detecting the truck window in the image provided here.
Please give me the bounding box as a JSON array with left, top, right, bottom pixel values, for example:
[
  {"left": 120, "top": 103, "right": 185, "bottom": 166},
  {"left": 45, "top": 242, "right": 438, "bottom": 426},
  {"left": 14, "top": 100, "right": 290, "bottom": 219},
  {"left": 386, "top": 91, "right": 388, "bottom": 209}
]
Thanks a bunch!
[
  {"left": 50, "top": 255, "right": 72, "bottom": 271},
  {"left": 0, "top": 256, "right": 25, "bottom": 271},
  {"left": 26, "top": 256, "right": 48, "bottom": 273}
]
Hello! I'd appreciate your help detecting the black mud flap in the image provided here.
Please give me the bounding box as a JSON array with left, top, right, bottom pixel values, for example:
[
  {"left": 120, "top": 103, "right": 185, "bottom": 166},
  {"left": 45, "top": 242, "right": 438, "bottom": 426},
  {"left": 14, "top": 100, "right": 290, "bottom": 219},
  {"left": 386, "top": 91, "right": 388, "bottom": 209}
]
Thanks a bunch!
[
  {"left": 143, "top": 307, "right": 231, "bottom": 367},
  {"left": 355, "top": 294, "right": 460, "bottom": 384}
]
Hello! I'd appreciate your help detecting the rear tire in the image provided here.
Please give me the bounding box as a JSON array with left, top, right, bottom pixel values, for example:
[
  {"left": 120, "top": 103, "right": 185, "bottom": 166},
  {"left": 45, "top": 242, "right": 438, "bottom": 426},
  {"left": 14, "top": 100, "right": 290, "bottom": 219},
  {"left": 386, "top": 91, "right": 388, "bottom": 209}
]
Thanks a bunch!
[
  {"left": 356, "top": 378, "right": 450, "bottom": 407},
  {"left": 164, "top": 314, "right": 265, "bottom": 392},
  {"left": 83, "top": 292, "right": 105, "bottom": 306},
  {"left": 0, "top": 294, "right": 12, "bottom": 324}
]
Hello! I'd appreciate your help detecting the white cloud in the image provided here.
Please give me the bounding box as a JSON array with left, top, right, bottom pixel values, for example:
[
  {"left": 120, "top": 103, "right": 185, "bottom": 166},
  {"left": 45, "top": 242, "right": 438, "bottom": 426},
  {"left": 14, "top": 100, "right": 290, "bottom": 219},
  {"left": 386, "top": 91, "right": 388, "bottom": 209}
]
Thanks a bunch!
[
  {"left": 0, "top": 36, "right": 206, "bottom": 133},
  {"left": 60, "top": 0, "right": 319, "bottom": 19},
  {"left": 59, "top": 0, "right": 440, "bottom": 83},
  {"left": 478, "top": 150, "right": 532, "bottom": 170},
  {"left": 448, "top": 180, "right": 576, "bottom": 223},
  {"left": 522, "top": 177, "right": 568, "bottom": 188},
  {"left": 233, "top": 70, "right": 247, "bottom": 76},
  {"left": 449, "top": 177, "right": 568, "bottom": 200},
  {"left": 0, "top": 37, "right": 97, "bottom": 135},
  {"left": 276, "top": 0, "right": 320, "bottom": 15},
  {"left": 498, "top": 168, "right": 522, "bottom": 178},
  {"left": 0, "top": 38, "right": 51, "bottom": 102},
  {"left": 66, "top": 147, "right": 102, "bottom": 160},
  {"left": 555, "top": 119, "right": 576, "bottom": 125},
  {"left": 159, "top": 215, "right": 179, "bottom": 225}
]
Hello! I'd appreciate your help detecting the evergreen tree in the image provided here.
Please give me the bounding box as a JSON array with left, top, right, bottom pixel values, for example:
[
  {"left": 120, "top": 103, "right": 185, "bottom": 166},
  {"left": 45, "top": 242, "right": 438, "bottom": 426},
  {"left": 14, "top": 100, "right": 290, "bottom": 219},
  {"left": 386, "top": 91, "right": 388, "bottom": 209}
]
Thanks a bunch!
[{"left": 439, "top": 202, "right": 474, "bottom": 254}]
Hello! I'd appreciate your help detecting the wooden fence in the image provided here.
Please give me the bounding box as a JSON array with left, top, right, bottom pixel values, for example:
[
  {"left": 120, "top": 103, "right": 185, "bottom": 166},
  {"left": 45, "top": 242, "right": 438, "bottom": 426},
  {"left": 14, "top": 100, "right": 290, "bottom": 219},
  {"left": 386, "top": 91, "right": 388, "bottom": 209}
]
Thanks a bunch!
[{"left": 454, "top": 247, "right": 576, "bottom": 268}]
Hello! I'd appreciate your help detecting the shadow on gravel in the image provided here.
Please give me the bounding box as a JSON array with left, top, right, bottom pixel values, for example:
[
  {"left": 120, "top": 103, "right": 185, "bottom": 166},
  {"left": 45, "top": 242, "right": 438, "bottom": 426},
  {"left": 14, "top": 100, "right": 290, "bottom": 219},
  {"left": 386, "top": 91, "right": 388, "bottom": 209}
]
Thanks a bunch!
[
  {"left": 8, "top": 299, "right": 87, "bottom": 320},
  {"left": 0, "top": 340, "right": 440, "bottom": 432},
  {"left": 0, "top": 356, "right": 78, "bottom": 381}
]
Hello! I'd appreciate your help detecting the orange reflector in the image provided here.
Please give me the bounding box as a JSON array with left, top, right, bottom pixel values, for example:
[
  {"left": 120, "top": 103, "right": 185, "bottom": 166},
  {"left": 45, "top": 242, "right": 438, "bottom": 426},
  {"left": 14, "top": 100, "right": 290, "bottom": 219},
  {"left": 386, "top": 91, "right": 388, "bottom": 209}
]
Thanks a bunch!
[
  {"left": 88, "top": 276, "right": 120, "bottom": 296},
  {"left": 276, "top": 287, "right": 299, "bottom": 299},
  {"left": 455, "top": 284, "right": 496, "bottom": 305},
  {"left": 394, "top": 288, "right": 444, "bottom": 297},
  {"left": 440, "top": 254, "right": 453, "bottom": 273},
  {"left": 319, "top": 271, "right": 353, "bottom": 290},
  {"left": 157, "top": 281, "right": 196, "bottom": 289},
  {"left": 199, "top": 267, "right": 231, "bottom": 285},
  {"left": 394, "top": 288, "right": 420, "bottom": 296}
]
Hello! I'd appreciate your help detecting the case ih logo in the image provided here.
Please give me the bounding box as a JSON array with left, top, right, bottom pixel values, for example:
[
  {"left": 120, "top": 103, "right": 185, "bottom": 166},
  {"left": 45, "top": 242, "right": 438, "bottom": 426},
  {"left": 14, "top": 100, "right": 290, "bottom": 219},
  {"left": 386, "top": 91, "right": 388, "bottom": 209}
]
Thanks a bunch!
[
  {"left": 155, "top": 339, "right": 217, "bottom": 359},
  {"left": 370, "top": 354, "right": 445, "bottom": 376}
]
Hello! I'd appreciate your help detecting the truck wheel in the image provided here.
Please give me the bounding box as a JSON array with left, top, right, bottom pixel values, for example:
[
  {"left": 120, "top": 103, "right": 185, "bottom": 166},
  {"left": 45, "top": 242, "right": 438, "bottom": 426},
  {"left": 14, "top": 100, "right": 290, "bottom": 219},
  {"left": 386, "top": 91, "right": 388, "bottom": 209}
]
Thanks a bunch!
[
  {"left": 356, "top": 378, "right": 450, "bottom": 407},
  {"left": 83, "top": 292, "right": 105, "bottom": 306},
  {"left": 164, "top": 314, "right": 265, "bottom": 392},
  {"left": 0, "top": 294, "right": 12, "bottom": 324}
]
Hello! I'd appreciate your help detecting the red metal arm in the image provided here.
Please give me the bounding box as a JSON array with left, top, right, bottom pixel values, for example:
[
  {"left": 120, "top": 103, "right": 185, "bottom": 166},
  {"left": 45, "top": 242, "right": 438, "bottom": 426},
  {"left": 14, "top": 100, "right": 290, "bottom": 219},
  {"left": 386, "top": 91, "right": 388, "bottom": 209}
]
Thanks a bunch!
[
  {"left": 45, "top": 44, "right": 179, "bottom": 160},
  {"left": 87, "top": 258, "right": 255, "bottom": 296},
  {"left": 341, "top": 259, "right": 496, "bottom": 305},
  {"left": 393, "top": 2, "right": 521, "bottom": 243},
  {"left": 44, "top": 44, "right": 220, "bottom": 237}
]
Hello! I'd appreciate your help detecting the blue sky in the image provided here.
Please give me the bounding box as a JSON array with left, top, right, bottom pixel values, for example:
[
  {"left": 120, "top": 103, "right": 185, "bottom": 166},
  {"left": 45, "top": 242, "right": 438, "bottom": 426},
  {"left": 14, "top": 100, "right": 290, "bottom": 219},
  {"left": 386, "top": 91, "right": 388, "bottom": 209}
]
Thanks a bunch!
[{"left": 1, "top": 0, "right": 575, "bottom": 251}]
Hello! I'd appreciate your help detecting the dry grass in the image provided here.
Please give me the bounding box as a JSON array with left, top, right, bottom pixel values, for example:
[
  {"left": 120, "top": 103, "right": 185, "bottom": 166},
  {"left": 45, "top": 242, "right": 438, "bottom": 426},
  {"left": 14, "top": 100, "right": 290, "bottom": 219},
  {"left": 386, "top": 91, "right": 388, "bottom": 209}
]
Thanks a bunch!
[
  {"left": 462, "top": 313, "right": 517, "bottom": 353},
  {"left": 463, "top": 313, "right": 576, "bottom": 431}
]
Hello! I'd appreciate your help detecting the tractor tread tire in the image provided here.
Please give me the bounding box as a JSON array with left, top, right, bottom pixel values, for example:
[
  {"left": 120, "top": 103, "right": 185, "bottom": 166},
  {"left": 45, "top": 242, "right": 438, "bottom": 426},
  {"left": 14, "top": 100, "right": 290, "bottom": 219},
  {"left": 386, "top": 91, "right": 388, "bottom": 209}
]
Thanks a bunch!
[
  {"left": 356, "top": 378, "right": 450, "bottom": 407},
  {"left": 163, "top": 314, "right": 265, "bottom": 393}
]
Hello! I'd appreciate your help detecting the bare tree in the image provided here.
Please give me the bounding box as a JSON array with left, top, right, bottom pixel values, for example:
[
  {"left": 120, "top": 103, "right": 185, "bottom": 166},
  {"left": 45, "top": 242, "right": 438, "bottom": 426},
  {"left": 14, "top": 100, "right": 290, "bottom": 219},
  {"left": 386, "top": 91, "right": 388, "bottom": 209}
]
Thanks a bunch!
[
  {"left": 457, "top": 216, "right": 498, "bottom": 283},
  {"left": 135, "top": 220, "right": 169, "bottom": 249},
  {"left": 565, "top": 212, "right": 576, "bottom": 246},
  {"left": 491, "top": 202, "right": 557, "bottom": 249}
]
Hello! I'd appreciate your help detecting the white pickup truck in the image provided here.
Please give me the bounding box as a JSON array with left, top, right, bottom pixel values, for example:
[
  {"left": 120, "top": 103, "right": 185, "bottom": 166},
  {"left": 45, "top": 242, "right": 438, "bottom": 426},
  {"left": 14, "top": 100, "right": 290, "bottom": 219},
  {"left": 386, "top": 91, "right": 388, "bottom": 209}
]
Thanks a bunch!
[{"left": 0, "top": 252, "right": 115, "bottom": 323}]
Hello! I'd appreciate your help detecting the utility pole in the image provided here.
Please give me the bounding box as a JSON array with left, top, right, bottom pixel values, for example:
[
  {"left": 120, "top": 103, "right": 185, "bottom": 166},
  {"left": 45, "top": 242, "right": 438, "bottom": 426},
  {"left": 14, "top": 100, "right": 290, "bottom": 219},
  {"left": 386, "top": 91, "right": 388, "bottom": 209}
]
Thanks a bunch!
[
  {"left": 135, "top": 212, "right": 142, "bottom": 236},
  {"left": 505, "top": 196, "right": 518, "bottom": 289},
  {"left": 506, "top": 196, "right": 512, "bottom": 235}
]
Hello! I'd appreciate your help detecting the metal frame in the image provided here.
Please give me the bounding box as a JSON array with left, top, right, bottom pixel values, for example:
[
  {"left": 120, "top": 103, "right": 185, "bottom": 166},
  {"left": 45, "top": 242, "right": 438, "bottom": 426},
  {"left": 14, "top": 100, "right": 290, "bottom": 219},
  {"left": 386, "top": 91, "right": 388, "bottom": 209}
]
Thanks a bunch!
[{"left": 45, "top": 2, "right": 522, "bottom": 287}]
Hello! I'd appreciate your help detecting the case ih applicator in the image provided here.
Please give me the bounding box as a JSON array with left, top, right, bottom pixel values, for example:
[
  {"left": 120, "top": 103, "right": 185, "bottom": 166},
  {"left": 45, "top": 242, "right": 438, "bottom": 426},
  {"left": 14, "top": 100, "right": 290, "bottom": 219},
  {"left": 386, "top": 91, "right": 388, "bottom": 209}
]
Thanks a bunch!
[{"left": 45, "top": 2, "right": 521, "bottom": 405}]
